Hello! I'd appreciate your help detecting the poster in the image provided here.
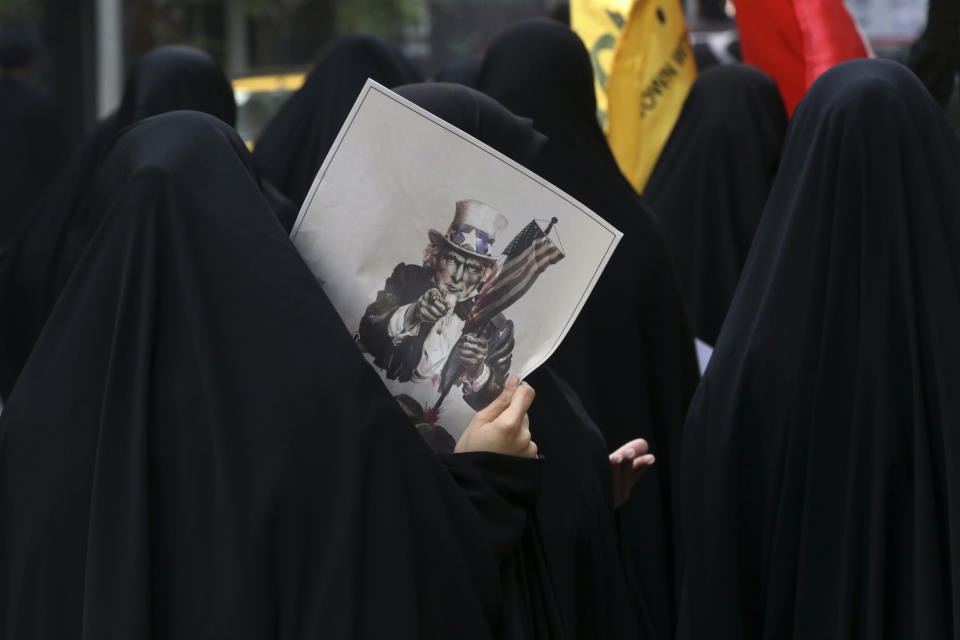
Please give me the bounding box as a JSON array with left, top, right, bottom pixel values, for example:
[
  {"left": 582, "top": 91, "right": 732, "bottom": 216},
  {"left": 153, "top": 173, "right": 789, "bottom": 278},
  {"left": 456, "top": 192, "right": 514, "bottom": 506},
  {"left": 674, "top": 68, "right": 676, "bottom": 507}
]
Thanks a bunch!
[{"left": 291, "top": 80, "right": 621, "bottom": 452}]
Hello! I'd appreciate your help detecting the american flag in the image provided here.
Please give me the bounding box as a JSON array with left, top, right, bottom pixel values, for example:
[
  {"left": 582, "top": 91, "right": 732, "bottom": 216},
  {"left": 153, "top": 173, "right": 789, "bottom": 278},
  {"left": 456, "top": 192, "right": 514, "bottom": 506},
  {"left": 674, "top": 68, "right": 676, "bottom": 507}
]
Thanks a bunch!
[{"left": 465, "top": 218, "right": 564, "bottom": 332}]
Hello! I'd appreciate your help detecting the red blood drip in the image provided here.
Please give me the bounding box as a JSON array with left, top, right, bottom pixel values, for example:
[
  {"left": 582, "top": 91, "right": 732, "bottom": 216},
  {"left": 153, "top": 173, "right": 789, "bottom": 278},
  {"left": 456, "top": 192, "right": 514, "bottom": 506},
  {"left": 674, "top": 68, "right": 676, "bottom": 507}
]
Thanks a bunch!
[{"left": 422, "top": 405, "right": 442, "bottom": 425}]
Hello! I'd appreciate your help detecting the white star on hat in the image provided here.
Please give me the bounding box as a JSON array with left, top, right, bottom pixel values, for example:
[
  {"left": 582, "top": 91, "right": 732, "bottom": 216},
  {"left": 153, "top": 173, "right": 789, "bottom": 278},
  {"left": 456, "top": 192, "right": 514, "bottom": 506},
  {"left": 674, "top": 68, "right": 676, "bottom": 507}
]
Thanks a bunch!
[{"left": 459, "top": 228, "right": 481, "bottom": 252}]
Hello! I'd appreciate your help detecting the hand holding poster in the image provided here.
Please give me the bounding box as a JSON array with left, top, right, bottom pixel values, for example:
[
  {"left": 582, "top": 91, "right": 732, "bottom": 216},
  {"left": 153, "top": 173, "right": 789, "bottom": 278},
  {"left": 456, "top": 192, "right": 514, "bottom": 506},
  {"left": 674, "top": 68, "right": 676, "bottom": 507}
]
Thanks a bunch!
[{"left": 291, "top": 80, "right": 621, "bottom": 452}]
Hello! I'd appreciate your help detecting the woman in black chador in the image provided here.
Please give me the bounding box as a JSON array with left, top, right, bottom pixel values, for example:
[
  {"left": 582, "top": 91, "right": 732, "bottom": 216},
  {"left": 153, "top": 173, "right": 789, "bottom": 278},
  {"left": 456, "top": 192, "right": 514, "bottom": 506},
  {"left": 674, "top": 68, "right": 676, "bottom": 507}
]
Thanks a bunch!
[
  {"left": 678, "top": 59, "right": 960, "bottom": 639},
  {"left": 0, "top": 110, "right": 560, "bottom": 639},
  {"left": 397, "top": 81, "right": 652, "bottom": 639},
  {"left": 644, "top": 64, "right": 787, "bottom": 349},
  {"left": 477, "top": 20, "right": 700, "bottom": 640},
  {"left": 0, "top": 21, "right": 69, "bottom": 250},
  {"left": 254, "top": 34, "right": 422, "bottom": 207},
  {"left": 0, "top": 45, "right": 251, "bottom": 402}
]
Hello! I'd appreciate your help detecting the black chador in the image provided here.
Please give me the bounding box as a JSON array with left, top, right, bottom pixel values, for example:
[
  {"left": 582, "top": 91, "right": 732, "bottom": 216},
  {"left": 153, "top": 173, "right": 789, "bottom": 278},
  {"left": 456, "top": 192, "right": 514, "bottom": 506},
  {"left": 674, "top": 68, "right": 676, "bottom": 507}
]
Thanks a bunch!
[
  {"left": 254, "top": 34, "right": 422, "bottom": 207},
  {"left": 0, "top": 111, "right": 559, "bottom": 639},
  {"left": 477, "top": 20, "right": 700, "bottom": 640},
  {"left": 678, "top": 60, "right": 960, "bottom": 639}
]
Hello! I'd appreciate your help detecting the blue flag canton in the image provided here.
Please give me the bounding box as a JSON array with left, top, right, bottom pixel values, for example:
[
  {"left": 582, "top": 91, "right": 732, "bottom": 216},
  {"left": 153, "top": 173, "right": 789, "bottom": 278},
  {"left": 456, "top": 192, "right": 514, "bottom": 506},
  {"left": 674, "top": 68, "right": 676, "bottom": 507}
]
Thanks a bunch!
[{"left": 501, "top": 221, "right": 545, "bottom": 259}]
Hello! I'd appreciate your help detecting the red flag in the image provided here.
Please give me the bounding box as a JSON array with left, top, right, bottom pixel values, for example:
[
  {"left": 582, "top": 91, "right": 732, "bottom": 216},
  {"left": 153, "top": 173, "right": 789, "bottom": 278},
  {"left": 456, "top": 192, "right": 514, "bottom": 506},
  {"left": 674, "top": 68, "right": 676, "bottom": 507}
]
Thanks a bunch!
[{"left": 734, "top": 0, "right": 872, "bottom": 114}]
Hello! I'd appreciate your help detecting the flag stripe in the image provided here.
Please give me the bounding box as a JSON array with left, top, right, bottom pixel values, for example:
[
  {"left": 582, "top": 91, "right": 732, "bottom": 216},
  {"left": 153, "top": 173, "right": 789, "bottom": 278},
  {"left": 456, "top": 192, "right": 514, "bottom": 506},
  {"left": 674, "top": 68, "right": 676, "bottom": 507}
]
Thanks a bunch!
[
  {"left": 482, "top": 255, "right": 561, "bottom": 316},
  {"left": 467, "top": 232, "right": 563, "bottom": 330},
  {"left": 478, "top": 241, "right": 562, "bottom": 306}
]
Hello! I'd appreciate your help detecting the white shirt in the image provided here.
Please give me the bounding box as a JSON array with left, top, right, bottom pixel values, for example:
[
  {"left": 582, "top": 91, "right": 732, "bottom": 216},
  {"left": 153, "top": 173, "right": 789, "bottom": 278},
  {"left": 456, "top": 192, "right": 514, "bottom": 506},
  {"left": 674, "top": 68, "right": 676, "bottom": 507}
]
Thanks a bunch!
[{"left": 387, "top": 303, "right": 491, "bottom": 391}]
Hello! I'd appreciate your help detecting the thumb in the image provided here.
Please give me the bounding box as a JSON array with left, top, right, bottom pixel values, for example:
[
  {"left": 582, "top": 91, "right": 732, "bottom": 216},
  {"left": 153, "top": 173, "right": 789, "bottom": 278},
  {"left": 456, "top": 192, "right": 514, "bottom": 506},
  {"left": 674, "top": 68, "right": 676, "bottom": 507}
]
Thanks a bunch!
[{"left": 473, "top": 375, "right": 519, "bottom": 423}]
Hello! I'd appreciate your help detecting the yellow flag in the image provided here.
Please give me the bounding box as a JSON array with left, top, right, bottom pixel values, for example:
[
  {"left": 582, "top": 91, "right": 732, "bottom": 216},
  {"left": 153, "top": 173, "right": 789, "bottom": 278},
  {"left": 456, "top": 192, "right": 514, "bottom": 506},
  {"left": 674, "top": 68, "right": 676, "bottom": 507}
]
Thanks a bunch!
[{"left": 572, "top": 0, "right": 697, "bottom": 192}]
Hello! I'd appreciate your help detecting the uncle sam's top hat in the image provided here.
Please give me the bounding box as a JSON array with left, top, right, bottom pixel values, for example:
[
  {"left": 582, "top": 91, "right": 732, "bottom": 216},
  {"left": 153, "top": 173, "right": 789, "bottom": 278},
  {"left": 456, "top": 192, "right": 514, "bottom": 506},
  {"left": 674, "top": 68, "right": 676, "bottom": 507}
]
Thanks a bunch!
[{"left": 428, "top": 200, "right": 509, "bottom": 264}]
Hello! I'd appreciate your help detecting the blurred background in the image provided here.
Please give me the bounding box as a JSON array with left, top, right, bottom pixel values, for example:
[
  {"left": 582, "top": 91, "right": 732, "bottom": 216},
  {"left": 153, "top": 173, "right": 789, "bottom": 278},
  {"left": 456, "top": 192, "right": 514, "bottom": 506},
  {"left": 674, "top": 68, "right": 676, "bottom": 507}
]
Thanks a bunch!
[{"left": 0, "top": 0, "right": 935, "bottom": 142}]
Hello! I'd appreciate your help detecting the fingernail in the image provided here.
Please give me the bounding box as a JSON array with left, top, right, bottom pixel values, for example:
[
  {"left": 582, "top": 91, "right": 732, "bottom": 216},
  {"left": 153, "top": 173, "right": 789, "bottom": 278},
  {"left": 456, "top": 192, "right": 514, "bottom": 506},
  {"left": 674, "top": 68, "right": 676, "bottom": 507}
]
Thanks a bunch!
[
  {"left": 506, "top": 375, "right": 519, "bottom": 391},
  {"left": 625, "top": 449, "right": 635, "bottom": 459},
  {"left": 611, "top": 455, "right": 622, "bottom": 464}
]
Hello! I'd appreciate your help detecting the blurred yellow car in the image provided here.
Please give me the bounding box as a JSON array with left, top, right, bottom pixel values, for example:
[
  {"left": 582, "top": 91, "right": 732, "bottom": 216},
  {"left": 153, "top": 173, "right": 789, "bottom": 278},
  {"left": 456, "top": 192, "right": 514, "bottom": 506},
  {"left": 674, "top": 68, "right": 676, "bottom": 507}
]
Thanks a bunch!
[{"left": 232, "top": 71, "right": 307, "bottom": 150}]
